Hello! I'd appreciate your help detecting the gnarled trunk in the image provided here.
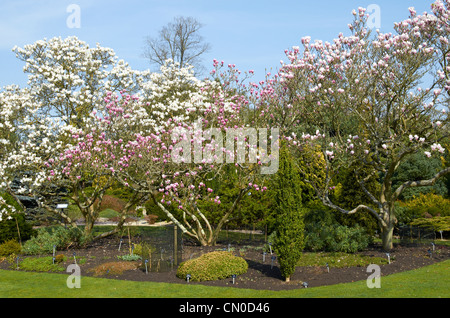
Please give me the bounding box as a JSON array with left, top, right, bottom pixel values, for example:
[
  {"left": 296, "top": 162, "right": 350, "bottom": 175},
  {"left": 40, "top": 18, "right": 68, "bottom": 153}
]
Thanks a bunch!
[
  {"left": 380, "top": 223, "right": 394, "bottom": 251},
  {"left": 379, "top": 204, "right": 397, "bottom": 251},
  {"left": 153, "top": 186, "right": 250, "bottom": 246}
]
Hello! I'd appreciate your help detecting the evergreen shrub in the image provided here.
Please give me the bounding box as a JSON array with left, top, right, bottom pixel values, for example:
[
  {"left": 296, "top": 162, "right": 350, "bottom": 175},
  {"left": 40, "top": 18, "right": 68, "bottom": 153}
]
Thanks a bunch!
[
  {"left": 0, "top": 239, "right": 22, "bottom": 256},
  {"left": 22, "top": 226, "right": 87, "bottom": 255},
  {"left": 176, "top": 251, "right": 248, "bottom": 282},
  {"left": 0, "top": 213, "right": 36, "bottom": 244},
  {"left": 304, "top": 209, "right": 370, "bottom": 253}
]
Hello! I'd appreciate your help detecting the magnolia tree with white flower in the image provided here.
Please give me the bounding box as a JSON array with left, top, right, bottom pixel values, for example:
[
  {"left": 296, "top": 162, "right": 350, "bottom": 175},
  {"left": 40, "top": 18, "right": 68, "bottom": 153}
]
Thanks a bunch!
[
  {"left": 258, "top": 0, "right": 450, "bottom": 250},
  {"left": 0, "top": 85, "right": 62, "bottom": 190},
  {"left": 12, "top": 36, "right": 149, "bottom": 127},
  {"left": 139, "top": 60, "right": 204, "bottom": 130},
  {"left": 139, "top": 59, "right": 253, "bottom": 132},
  {"left": 0, "top": 85, "right": 29, "bottom": 184}
]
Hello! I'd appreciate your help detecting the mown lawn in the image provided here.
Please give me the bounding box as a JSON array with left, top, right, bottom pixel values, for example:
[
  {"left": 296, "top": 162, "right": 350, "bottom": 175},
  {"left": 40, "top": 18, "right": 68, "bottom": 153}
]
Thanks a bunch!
[{"left": 0, "top": 259, "right": 448, "bottom": 298}]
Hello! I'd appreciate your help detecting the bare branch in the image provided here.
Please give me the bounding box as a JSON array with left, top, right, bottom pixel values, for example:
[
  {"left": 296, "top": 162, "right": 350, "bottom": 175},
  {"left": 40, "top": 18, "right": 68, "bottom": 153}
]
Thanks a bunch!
[
  {"left": 143, "top": 16, "right": 210, "bottom": 73},
  {"left": 321, "top": 195, "right": 383, "bottom": 224},
  {"left": 393, "top": 167, "right": 450, "bottom": 201}
]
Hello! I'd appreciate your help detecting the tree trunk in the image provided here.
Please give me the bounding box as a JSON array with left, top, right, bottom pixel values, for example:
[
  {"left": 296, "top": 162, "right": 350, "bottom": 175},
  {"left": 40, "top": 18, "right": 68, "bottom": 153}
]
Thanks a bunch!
[
  {"left": 210, "top": 186, "right": 250, "bottom": 245},
  {"left": 84, "top": 213, "right": 95, "bottom": 238},
  {"left": 381, "top": 224, "right": 394, "bottom": 251},
  {"left": 153, "top": 187, "right": 249, "bottom": 247},
  {"left": 380, "top": 206, "right": 396, "bottom": 251}
]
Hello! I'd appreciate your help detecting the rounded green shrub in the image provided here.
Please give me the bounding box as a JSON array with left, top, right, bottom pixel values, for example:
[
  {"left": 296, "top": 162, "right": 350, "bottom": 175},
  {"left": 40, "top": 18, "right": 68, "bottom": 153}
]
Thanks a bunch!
[
  {"left": 0, "top": 239, "right": 22, "bottom": 256},
  {"left": 176, "top": 251, "right": 248, "bottom": 282}
]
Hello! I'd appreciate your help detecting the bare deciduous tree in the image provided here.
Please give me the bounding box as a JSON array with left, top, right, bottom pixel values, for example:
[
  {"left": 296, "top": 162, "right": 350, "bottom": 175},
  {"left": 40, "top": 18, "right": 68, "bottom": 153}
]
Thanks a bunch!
[{"left": 143, "top": 16, "right": 211, "bottom": 74}]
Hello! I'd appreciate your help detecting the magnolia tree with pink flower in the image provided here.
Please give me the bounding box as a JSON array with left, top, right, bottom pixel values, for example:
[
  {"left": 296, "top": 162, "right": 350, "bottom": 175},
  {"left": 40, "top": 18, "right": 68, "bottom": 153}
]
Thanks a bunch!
[
  {"left": 1, "top": 55, "right": 277, "bottom": 245},
  {"left": 0, "top": 37, "right": 151, "bottom": 237},
  {"left": 83, "top": 63, "right": 278, "bottom": 246},
  {"left": 256, "top": 0, "right": 450, "bottom": 250},
  {"left": 41, "top": 96, "right": 147, "bottom": 237},
  {"left": 0, "top": 88, "right": 146, "bottom": 238}
]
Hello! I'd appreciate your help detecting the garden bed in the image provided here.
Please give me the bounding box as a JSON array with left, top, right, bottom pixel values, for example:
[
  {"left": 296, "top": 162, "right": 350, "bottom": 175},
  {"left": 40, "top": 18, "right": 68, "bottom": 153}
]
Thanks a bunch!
[{"left": 1, "top": 234, "right": 449, "bottom": 291}]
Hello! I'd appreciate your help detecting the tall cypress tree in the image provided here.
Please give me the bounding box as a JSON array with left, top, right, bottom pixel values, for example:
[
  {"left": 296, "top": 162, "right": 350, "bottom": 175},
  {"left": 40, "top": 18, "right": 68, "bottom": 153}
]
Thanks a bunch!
[{"left": 272, "top": 143, "right": 305, "bottom": 282}]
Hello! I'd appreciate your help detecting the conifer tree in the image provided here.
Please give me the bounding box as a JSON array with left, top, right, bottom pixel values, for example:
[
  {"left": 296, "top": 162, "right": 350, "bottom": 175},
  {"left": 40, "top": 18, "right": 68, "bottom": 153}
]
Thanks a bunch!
[{"left": 272, "top": 143, "right": 305, "bottom": 282}]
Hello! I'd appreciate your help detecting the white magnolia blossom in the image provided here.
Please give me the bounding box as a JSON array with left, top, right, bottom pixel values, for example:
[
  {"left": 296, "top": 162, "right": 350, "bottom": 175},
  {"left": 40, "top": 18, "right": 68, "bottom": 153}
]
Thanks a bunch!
[
  {"left": 12, "top": 36, "right": 150, "bottom": 126},
  {"left": 0, "top": 196, "right": 16, "bottom": 222},
  {"left": 137, "top": 59, "right": 236, "bottom": 132}
]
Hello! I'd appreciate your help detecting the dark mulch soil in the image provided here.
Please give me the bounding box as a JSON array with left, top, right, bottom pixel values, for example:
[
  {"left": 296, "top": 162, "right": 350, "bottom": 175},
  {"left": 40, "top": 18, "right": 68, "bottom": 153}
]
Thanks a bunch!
[{"left": 2, "top": 235, "right": 449, "bottom": 291}]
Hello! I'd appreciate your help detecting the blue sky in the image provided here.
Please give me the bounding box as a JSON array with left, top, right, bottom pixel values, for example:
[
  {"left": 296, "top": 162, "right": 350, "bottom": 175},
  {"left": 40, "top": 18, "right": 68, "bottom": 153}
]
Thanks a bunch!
[{"left": 0, "top": 0, "right": 436, "bottom": 88}]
